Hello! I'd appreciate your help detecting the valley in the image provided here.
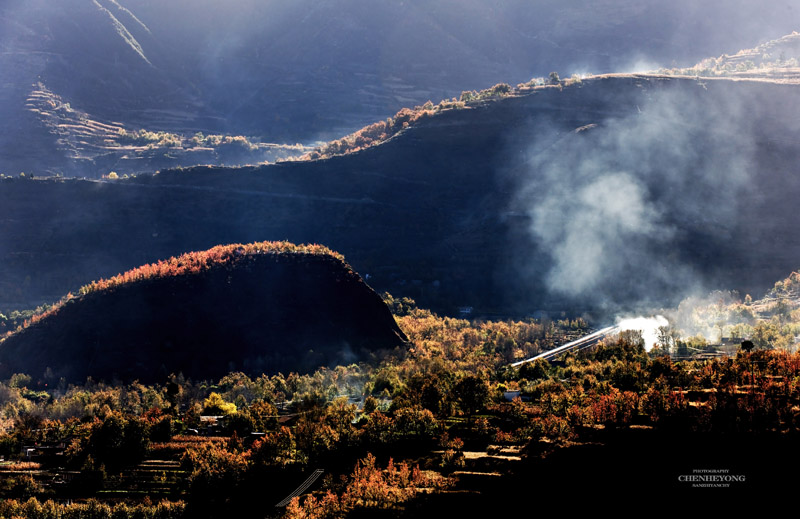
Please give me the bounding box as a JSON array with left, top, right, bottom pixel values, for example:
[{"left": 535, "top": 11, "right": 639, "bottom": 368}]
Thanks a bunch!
[
  {"left": 1, "top": 259, "right": 799, "bottom": 516},
  {"left": 1, "top": 3, "right": 800, "bottom": 516}
]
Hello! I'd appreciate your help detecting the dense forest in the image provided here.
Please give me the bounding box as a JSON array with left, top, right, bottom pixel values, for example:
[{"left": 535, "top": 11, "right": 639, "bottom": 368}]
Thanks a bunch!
[{"left": 1, "top": 271, "right": 799, "bottom": 516}]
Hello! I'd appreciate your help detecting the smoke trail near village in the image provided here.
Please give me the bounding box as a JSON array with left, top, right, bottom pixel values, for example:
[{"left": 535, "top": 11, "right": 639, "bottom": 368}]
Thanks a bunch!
[
  {"left": 616, "top": 315, "right": 670, "bottom": 351},
  {"left": 512, "top": 82, "right": 758, "bottom": 313}
]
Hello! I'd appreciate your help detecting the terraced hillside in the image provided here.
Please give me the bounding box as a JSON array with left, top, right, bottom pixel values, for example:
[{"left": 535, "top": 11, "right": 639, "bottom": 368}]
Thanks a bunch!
[
  {"left": 3, "top": 0, "right": 799, "bottom": 177},
  {"left": 661, "top": 31, "right": 800, "bottom": 81},
  {"left": 17, "top": 85, "right": 310, "bottom": 177}
]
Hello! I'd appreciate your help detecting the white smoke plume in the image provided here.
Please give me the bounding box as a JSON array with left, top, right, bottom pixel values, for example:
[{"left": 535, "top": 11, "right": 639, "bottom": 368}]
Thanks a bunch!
[
  {"left": 616, "top": 315, "right": 670, "bottom": 351},
  {"left": 512, "top": 82, "right": 756, "bottom": 313}
]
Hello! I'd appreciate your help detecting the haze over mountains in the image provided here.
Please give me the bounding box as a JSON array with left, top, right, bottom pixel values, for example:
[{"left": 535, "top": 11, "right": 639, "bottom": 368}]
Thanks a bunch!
[
  {"left": 2, "top": 5, "right": 800, "bottom": 514},
  {"left": 2, "top": 0, "right": 799, "bottom": 176},
  {"left": 2, "top": 74, "right": 800, "bottom": 318},
  {"left": 2, "top": 1, "right": 800, "bottom": 319}
]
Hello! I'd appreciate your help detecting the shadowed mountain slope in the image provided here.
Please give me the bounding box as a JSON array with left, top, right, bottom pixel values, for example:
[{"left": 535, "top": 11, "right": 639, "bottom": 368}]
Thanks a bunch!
[
  {"left": 0, "top": 242, "right": 407, "bottom": 383},
  {"left": 2, "top": 75, "right": 800, "bottom": 316}
]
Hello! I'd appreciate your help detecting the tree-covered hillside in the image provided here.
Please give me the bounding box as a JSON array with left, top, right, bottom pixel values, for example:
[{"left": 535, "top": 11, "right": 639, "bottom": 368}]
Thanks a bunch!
[{"left": 0, "top": 242, "right": 406, "bottom": 383}]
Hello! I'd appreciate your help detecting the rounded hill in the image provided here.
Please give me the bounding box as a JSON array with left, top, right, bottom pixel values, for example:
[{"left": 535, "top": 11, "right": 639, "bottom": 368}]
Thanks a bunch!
[{"left": 0, "top": 242, "right": 407, "bottom": 384}]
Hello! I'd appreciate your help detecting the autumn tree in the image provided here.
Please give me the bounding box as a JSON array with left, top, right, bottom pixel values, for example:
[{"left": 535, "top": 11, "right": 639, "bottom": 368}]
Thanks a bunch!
[
  {"left": 202, "top": 392, "right": 237, "bottom": 416},
  {"left": 247, "top": 426, "right": 296, "bottom": 468},
  {"left": 398, "top": 372, "right": 452, "bottom": 417},
  {"left": 453, "top": 375, "right": 490, "bottom": 424},
  {"left": 519, "top": 358, "right": 550, "bottom": 381},
  {"left": 182, "top": 442, "right": 248, "bottom": 514},
  {"left": 69, "top": 412, "right": 150, "bottom": 472},
  {"left": 295, "top": 417, "right": 340, "bottom": 464}
]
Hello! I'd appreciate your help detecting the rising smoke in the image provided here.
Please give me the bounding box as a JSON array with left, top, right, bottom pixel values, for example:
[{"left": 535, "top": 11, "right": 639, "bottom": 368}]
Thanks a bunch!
[
  {"left": 616, "top": 315, "right": 670, "bottom": 351},
  {"left": 513, "top": 82, "right": 757, "bottom": 314}
]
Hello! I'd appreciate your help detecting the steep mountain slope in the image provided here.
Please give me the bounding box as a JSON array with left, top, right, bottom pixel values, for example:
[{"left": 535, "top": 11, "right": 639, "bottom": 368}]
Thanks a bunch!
[
  {"left": 2, "top": 0, "right": 799, "bottom": 176},
  {"left": 2, "top": 75, "right": 800, "bottom": 316},
  {"left": 0, "top": 242, "right": 407, "bottom": 383}
]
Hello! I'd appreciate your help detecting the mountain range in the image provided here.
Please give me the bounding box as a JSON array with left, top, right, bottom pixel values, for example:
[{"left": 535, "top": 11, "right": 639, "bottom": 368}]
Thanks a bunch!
[
  {"left": 2, "top": 73, "right": 800, "bottom": 317},
  {"left": 2, "top": 0, "right": 799, "bottom": 176}
]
